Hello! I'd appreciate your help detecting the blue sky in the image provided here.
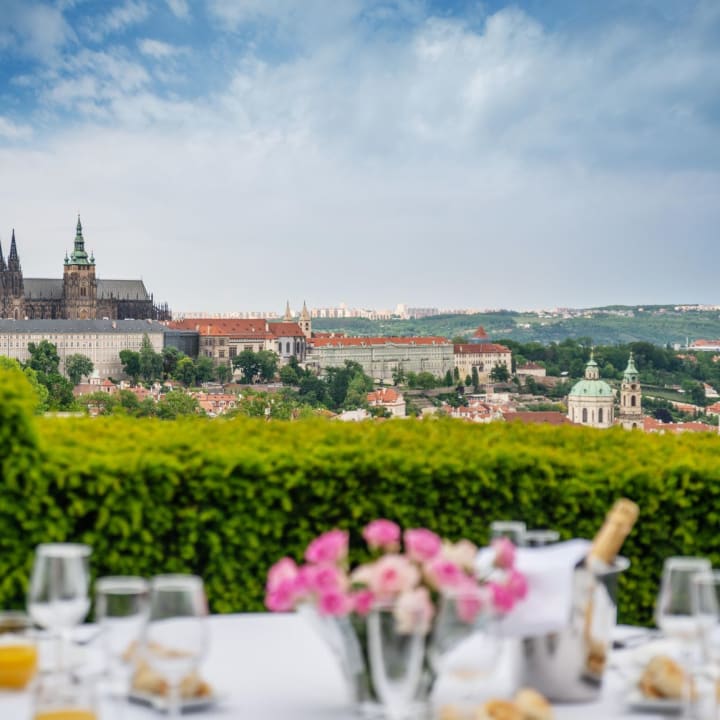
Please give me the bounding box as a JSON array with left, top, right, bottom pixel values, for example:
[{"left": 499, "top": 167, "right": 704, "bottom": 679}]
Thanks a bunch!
[{"left": 0, "top": 0, "right": 718, "bottom": 314}]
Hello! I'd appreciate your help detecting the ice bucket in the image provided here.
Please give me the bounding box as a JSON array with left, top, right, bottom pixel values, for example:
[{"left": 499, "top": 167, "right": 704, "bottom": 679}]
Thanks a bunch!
[{"left": 519, "top": 556, "right": 629, "bottom": 702}]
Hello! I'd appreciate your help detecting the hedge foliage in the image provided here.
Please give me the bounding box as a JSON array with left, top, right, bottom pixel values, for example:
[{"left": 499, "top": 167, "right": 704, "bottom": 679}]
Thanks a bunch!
[{"left": 2, "top": 366, "right": 720, "bottom": 626}]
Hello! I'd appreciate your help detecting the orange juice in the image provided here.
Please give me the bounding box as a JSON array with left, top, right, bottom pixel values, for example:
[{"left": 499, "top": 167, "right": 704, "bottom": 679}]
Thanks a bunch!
[
  {"left": 33, "top": 712, "right": 97, "bottom": 720},
  {"left": 0, "top": 642, "right": 38, "bottom": 689}
]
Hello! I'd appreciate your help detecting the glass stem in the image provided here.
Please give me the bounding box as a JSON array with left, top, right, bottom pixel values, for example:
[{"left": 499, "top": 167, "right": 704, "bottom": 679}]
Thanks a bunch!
[{"left": 167, "top": 681, "right": 182, "bottom": 719}]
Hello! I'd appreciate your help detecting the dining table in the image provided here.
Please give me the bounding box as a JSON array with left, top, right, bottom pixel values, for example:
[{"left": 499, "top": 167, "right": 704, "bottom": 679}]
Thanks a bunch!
[{"left": 0, "top": 613, "right": 687, "bottom": 719}]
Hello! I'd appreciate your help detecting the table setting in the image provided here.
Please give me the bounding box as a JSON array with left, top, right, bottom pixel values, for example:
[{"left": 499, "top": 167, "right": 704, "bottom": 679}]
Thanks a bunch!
[{"left": 2, "top": 497, "right": 720, "bottom": 719}]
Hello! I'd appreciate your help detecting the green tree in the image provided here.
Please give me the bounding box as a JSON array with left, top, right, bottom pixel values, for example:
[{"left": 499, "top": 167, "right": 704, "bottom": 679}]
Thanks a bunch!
[
  {"left": 415, "top": 372, "right": 438, "bottom": 390},
  {"left": 162, "top": 347, "right": 183, "bottom": 379},
  {"left": 257, "top": 350, "right": 279, "bottom": 382},
  {"left": 443, "top": 370, "right": 453, "bottom": 386},
  {"left": 139, "top": 335, "right": 163, "bottom": 382},
  {"left": 119, "top": 350, "right": 141, "bottom": 384},
  {"left": 65, "top": 354, "right": 94, "bottom": 385},
  {"left": 174, "top": 356, "right": 196, "bottom": 386},
  {"left": 392, "top": 366, "right": 406, "bottom": 386},
  {"left": 279, "top": 364, "right": 300, "bottom": 385},
  {"left": 195, "top": 356, "right": 215, "bottom": 385},
  {"left": 27, "top": 340, "right": 60, "bottom": 375},
  {"left": 78, "top": 391, "right": 117, "bottom": 415},
  {"left": 156, "top": 390, "right": 201, "bottom": 419},
  {"left": 0, "top": 357, "right": 49, "bottom": 413},
  {"left": 464, "top": 375, "right": 472, "bottom": 386},
  {"left": 233, "top": 350, "right": 261, "bottom": 383},
  {"left": 490, "top": 364, "right": 510, "bottom": 383},
  {"left": 215, "top": 364, "right": 233, "bottom": 384},
  {"left": 42, "top": 373, "right": 76, "bottom": 410},
  {"left": 471, "top": 366, "right": 480, "bottom": 391},
  {"left": 115, "top": 389, "right": 141, "bottom": 415}
]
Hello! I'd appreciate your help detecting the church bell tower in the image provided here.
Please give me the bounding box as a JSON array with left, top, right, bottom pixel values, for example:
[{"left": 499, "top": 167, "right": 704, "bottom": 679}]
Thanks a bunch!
[
  {"left": 618, "top": 352, "right": 643, "bottom": 430},
  {"left": 63, "top": 215, "right": 97, "bottom": 319}
]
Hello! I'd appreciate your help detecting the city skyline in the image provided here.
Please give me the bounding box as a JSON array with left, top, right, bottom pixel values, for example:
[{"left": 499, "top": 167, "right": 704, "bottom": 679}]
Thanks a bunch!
[{"left": 1, "top": 1, "right": 719, "bottom": 312}]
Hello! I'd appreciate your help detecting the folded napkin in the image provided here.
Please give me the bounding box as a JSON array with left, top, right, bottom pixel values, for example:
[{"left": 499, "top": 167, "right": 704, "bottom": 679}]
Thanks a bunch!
[{"left": 477, "top": 538, "right": 591, "bottom": 638}]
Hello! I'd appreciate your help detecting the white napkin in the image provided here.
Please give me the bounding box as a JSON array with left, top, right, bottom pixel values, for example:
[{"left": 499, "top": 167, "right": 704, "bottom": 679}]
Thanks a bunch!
[{"left": 477, "top": 538, "right": 591, "bottom": 637}]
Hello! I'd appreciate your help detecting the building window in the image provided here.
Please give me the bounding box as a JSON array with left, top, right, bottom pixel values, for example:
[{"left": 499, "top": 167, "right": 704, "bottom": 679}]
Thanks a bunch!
[
  {"left": 81, "top": 287, "right": 86, "bottom": 297},
  {"left": 598, "top": 408, "right": 603, "bottom": 423},
  {"left": 631, "top": 395, "right": 636, "bottom": 407},
  {"left": 286, "top": 342, "right": 290, "bottom": 354},
  {"left": 582, "top": 408, "right": 587, "bottom": 423}
]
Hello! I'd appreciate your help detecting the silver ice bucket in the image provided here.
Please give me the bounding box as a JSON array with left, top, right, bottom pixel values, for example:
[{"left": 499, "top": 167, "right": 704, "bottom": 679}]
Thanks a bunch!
[{"left": 519, "top": 556, "right": 630, "bottom": 702}]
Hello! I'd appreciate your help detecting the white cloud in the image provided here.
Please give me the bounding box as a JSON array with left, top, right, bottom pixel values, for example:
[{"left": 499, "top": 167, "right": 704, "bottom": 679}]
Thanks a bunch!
[
  {"left": 0, "top": 1, "right": 74, "bottom": 61},
  {"left": 166, "top": 0, "right": 190, "bottom": 19},
  {"left": 138, "top": 38, "right": 187, "bottom": 59},
  {"left": 0, "top": 117, "right": 33, "bottom": 140},
  {"left": 83, "top": 0, "right": 150, "bottom": 42}
]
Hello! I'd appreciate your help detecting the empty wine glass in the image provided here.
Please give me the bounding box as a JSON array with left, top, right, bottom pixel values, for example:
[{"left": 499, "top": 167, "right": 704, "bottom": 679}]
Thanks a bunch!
[
  {"left": 27, "top": 543, "right": 92, "bottom": 672},
  {"left": 142, "top": 575, "right": 208, "bottom": 718},
  {"left": 367, "top": 603, "right": 427, "bottom": 720},
  {"left": 95, "top": 576, "right": 149, "bottom": 714},
  {"left": 656, "top": 557, "right": 712, "bottom": 642},
  {"left": 692, "top": 572, "right": 720, "bottom": 718}
]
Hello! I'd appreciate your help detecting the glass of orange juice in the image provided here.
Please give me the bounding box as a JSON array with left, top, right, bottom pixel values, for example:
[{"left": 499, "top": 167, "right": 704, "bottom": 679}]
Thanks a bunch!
[
  {"left": 0, "top": 611, "right": 38, "bottom": 690},
  {"left": 31, "top": 674, "right": 98, "bottom": 720}
]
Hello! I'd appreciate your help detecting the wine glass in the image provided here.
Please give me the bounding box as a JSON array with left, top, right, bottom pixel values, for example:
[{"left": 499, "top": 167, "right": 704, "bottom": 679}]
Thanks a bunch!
[
  {"left": 27, "top": 543, "right": 92, "bottom": 672},
  {"left": 95, "top": 576, "right": 149, "bottom": 714},
  {"left": 656, "top": 557, "right": 712, "bottom": 642},
  {"left": 367, "top": 603, "right": 426, "bottom": 720},
  {"left": 32, "top": 673, "right": 98, "bottom": 720},
  {"left": 142, "top": 575, "right": 208, "bottom": 718},
  {"left": 523, "top": 530, "right": 560, "bottom": 547},
  {"left": 692, "top": 572, "right": 720, "bottom": 718}
]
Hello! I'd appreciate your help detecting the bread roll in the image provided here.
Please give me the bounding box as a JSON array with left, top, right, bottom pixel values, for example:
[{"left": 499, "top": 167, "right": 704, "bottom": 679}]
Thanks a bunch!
[
  {"left": 638, "top": 655, "right": 691, "bottom": 700},
  {"left": 514, "top": 688, "right": 554, "bottom": 720},
  {"left": 474, "top": 699, "right": 523, "bottom": 720}
]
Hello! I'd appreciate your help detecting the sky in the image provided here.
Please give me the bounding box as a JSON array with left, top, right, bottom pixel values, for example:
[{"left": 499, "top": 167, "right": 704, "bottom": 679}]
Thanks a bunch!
[{"left": 0, "top": 0, "right": 718, "bottom": 314}]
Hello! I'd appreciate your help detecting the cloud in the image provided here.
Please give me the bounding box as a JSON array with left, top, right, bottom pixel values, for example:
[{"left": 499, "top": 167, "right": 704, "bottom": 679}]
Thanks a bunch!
[
  {"left": 166, "top": 0, "right": 190, "bottom": 20},
  {"left": 0, "top": 1, "right": 74, "bottom": 62},
  {"left": 138, "top": 38, "right": 187, "bottom": 59},
  {"left": 83, "top": 0, "right": 150, "bottom": 42},
  {"left": 0, "top": 116, "right": 33, "bottom": 140}
]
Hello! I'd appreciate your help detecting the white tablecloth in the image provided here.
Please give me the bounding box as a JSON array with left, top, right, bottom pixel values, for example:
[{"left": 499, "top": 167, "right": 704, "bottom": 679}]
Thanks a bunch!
[{"left": 0, "top": 614, "right": 671, "bottom": 719}]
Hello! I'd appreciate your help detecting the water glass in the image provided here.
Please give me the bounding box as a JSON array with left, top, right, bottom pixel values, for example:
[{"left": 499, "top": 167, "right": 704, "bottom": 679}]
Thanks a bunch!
[
  {"left": 367, "top": 604, "right": 426, "bottom": 720},
  {"left": 656, "top": 557, "right": 712, "bottom": 641},
  {"left": 95, "top": 576, "right": 150, "bottom": 705},
  {"left": 489, "top": 521, "right": 526, "bottom": 546},
  {"left": 27, "top": 543, "right": 92, "bottom": 672},
  {"left": 32, "top": 673, "right": 98, "bottom": 720},
  {"left": 142, "top": 575, "right": 208, "bottom": 718}
]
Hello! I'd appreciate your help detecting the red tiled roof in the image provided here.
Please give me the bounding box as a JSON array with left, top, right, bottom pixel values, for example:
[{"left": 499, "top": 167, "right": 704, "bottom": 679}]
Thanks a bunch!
[
  {"left": 472, "top": 326, "right": 488, "bottom": 339},
  {"left": 643, "top": 417, "right": 716, "bottom": 433},
  {"left": 502, "top": 411, "right": 575, "bottom": 425},
  {"left": 518, "top": 362, "right": 544, "bottom": 370},
  {"left": 706, "top": 401, "right": 720, "bottom": 413},
  {"left": 168, "top": 318, "right": 271, "bottom": 337},
  {"left": 268, "top": 322, "right": 305, "bottom": 337},
  {"left": 311, "top": 336, "right": 450, "bottom": 347},
  {"left": 367, "top": 388, "right": 401, "bottom": 404},
  {"left": 454, "top": 343, "right": 511, "bottom": 354}
]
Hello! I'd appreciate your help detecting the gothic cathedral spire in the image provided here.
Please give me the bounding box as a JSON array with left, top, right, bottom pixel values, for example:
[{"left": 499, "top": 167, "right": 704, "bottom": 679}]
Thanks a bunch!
[{"left": 8, "top": 229, "right": 21, "bottom": 271}]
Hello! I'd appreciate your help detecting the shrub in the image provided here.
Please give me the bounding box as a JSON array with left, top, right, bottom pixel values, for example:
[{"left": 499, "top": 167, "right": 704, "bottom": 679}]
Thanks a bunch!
[{"left": 1, "top": 375, "right": 720, "bottom": 626}]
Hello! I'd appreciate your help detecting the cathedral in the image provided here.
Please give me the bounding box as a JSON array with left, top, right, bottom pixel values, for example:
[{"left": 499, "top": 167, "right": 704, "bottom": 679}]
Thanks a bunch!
[{"left": 0, "top": 217, "right": 169, "bottom": 321}]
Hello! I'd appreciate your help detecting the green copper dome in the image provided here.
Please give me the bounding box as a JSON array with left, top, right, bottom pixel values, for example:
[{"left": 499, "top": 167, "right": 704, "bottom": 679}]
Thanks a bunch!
[{"left": 568, "top": 378, "right": 613, "bottom": 397}]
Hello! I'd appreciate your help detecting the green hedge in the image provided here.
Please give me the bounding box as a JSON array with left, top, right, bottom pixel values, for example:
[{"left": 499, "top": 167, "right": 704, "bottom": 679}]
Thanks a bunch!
[{"left": 2, "top": 367, "right": 720, "bottom": 626}]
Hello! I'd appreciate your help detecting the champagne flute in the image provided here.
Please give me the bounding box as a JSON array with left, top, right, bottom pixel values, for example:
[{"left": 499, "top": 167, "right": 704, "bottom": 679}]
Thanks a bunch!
[
  {"left": 95, "top": 576, "right": 149, "bottom": 715},
  {"left": 142, "top": 575, "right": 208, "bottom": 718},
  {"left": 27, "top": 543, "right": 92, "bottom": 673}
]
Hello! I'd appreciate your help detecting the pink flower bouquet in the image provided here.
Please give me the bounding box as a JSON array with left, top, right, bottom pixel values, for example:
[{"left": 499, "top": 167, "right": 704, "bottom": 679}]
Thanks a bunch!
[{"left": 265, "top": 520, "right": 527, "bottom": 633}]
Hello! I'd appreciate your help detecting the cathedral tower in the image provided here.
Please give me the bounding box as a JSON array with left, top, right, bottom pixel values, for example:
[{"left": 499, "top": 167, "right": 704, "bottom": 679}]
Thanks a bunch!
[
  {"left": 299, "top": 300, "right": 312, "bottom": 339},
  {"left": 63, "top": 216, "right": 97, "bottom": 319},
  {"left": 5, "top": 230, "right": 25, "bottom": 319},
  {"left": 618, "top": 352, "right": 643, "bottom": 430}
]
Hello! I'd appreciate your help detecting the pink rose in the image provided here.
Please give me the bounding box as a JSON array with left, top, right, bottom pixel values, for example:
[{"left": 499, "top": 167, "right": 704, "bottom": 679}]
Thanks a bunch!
[
  {"left": 305, "top": 529, "right": 349, "bottom": 565},
  {"left": 441, "top": 540, "right": 478, "bottom": 572},
  {"left": 352, "top": 589, "right": 375, "bottom": 616},
  {"left": 369, "top": 554, "right": 420, "bottom": 598},
  {"left": 507, "top": 569, "right": 528, "bottom": 600},
  {"left": 425, "top": 558, "right": 464, "bottom": 590},
  {"left": 363, "top": 519, "right": 401, "bottom": 550},
  {"left": 492, "top": 538, "right": 516, "bottom": 570},
  {"left": 489, "top": 581, "right": 515, "bottom": 613},
  {"left": 265, "top": 577, "right": 298, "bottom": 612},
  {"left": 404, "top": 528, "right": 442, "bottom": 562},
  {"left": 305, "top": 563, "right": 347, "bottom": 593},
  {"left": 267, "top": 557, "right": 299, "bottom": 593},
  {"left": 393, "top": 587, "right": 434, "bottom": 635},
  {"left": 318, "top": 589, "right": 353, "bottom": 617}
]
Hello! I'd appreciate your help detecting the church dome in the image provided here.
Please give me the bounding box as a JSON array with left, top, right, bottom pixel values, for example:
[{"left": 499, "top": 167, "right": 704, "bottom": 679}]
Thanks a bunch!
[{"left": 568, "top": 355, "right": 613, "bottom": 398}]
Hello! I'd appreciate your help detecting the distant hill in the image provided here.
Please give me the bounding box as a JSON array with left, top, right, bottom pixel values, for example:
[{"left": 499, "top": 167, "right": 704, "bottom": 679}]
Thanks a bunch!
[{"left": 312, "top": 307, "right": 720, "bottom": 346}]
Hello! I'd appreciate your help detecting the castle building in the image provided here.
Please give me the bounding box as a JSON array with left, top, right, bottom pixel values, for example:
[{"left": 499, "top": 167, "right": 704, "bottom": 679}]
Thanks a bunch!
[
  {"left": 617, "top": 352, "right": 643, "bottom": 430},
  {"left": 566, "top": 354, "right": 615, "bottom": 428},
  {"left": 0, "top": 217, "right": 168, "bottom": 321}
]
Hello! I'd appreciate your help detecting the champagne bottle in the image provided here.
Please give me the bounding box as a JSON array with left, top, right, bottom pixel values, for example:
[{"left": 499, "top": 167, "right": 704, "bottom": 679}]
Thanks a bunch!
[{"left": 585, "top": 498, "right": 639, "bottom": 570}]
